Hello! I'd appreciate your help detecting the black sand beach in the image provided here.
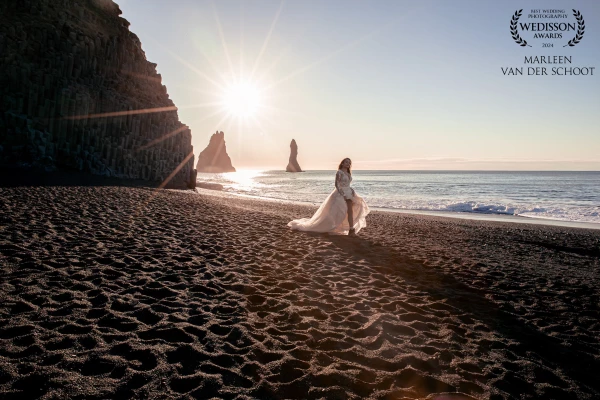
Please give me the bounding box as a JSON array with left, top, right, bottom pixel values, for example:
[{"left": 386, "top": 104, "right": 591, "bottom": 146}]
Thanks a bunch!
[{"left": 0, "top": 185, "right": 599, "bottom": 399}]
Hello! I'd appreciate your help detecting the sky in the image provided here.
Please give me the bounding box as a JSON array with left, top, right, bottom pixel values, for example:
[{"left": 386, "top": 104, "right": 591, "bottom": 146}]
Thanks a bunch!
[{"left": 117, "top": 0, "right": 600, "bottom": 170}]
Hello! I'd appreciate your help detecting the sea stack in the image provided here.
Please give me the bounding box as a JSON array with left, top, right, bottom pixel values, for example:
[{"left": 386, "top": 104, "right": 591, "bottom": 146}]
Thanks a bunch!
[
  {"left": 286, "top": 139, "right": 303, "bottom": 172},
  {"left": 0, "top": 0, "right": 195, "bottom": 188},
  {"left": 196, "top": 131, "right": 236, "bottom": 173}
]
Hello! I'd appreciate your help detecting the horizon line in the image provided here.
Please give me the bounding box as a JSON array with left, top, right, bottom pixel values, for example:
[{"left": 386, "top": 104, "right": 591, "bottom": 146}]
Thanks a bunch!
[{"left": 199, "top": 168, "right": 600, "bottom": 172}]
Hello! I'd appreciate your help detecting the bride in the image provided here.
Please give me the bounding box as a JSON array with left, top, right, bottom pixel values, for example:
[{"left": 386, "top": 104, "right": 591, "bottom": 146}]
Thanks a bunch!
[{"left": 288, "top": 158, "right": 370, "bottom": 235}]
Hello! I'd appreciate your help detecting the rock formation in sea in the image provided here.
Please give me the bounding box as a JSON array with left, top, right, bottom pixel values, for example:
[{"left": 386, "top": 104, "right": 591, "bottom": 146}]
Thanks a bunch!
[
  {"left": 0, "top": 0, "right": 196, "bottom": 188},
  {"left": 196, "top": 131, "right": 236, "bottom": 173},
  {"left": 286, "top": 139, "right": 303, "bottom": 172}
]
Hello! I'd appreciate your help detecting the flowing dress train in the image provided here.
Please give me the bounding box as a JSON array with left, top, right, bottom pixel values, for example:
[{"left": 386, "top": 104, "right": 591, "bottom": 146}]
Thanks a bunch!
[{"left": 287, "top": 170, "right": 370, "bottom": 235}]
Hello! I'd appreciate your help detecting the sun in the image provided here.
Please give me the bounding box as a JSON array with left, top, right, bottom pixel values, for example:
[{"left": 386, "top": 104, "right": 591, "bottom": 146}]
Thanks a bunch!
[{"left": 221, "top": 82, "right": 262, "bottom": 118}]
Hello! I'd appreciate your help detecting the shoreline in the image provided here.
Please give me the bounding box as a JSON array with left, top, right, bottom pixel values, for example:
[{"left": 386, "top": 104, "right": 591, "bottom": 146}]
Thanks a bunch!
[{"left": 194, "top": 187, "right": 600, "bottom": 231}]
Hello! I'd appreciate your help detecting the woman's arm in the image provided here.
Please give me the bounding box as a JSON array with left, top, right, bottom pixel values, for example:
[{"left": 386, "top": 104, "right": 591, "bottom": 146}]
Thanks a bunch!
[{"left": 335, "top": 170, "right": 343, "bottom": 195}]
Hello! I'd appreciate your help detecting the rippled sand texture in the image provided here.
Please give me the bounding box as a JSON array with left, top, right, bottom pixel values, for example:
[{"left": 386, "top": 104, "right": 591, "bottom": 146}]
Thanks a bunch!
[{"left": 0, "top": 186, "right": 598, "bottom": 399}]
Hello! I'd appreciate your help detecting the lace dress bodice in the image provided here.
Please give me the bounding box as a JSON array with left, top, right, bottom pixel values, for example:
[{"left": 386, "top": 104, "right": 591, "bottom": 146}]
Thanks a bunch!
[{"left": 336, "top": 169, "right": 352, "bottom": 188}]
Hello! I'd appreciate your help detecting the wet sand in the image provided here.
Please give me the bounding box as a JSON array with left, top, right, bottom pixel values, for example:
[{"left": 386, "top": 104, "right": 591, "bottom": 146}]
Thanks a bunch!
[{"left": 0, "top": 185, "right": 598, "bottom": 399}]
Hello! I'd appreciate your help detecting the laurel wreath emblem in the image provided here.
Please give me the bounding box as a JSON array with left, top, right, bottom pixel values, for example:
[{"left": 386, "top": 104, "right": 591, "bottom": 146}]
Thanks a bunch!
[
  {"left": 564, "top": 9, "right": 585, "bottom": 47},
  {"left": 510, "top": 9, "right": 531, "bottom": 47}
]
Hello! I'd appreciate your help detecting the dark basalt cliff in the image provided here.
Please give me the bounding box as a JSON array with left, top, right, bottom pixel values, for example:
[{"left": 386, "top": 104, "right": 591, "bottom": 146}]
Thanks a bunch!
[
  {"left": 0, "top": 0, "right": 195, "bottom": 188},
  {"left": 196, "top": 131, "right": 235, "bottom": 173},
  {"left": 286, "top": 139, "right": 302, "bottom": 172}
]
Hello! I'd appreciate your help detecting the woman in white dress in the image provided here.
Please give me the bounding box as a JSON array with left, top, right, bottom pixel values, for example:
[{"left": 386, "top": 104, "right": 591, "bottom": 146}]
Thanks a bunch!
[{"left": 288, "top": 158, "right": 370, "bottom": 235}]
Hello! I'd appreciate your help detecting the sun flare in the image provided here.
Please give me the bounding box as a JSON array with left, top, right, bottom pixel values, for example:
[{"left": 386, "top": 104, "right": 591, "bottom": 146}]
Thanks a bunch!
[{"left": 221, "top": 82, "right": 262, "bottom": 118}]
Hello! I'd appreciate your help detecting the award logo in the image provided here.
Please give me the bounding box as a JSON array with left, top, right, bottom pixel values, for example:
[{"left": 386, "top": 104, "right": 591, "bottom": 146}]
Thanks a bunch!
[
  {"left": 510, "top": 9, "right": 584, "bottom": 48},
  {"left": 502, "top": 8, "right": 594, "bottom": 77}
]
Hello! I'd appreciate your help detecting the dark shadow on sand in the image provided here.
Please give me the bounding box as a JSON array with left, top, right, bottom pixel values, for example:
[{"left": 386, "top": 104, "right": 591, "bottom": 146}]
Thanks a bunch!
[{"left": 306, "top": 232, "right": 600, "bottom": 397}]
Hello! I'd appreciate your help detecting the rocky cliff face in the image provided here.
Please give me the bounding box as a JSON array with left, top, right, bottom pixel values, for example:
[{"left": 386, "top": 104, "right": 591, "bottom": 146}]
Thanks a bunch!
[
  {"left": 0, "top": 0, "right": 195, "bottom": 188},
  {"left": 286, "top": 139, "right": 303, "bottom": 172},
  {"left": 196, "top": 131, "right": 235, "bottom": 173}
]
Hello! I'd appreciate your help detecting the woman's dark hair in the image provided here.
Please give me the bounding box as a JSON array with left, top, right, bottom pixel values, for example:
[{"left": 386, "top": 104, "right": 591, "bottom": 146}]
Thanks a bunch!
[{"left": 338, "top": 158, "right": 352, "bottom": 175}]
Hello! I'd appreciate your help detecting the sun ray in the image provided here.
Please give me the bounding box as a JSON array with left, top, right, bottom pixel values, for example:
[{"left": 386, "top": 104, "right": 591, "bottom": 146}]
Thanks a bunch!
[
  {"left": 253, "top": 18, "right": 318, "bottom": 87},
  {"left": 210, "top": 137, "right": 226, "bottom": 167},
  {"left": 188, "top": 107, "right": 229, "bottom": 125},
  {"left": 249, "top": 115, "right": 269, "bottom": 135},
  {"left": 64, "top": 106, "right": 178, "bottom": 120},
  {"left": 236, "top": 113, "right": 243, "bottom": 161},
  {"left": 265, "top": 21, "right": 396, "bottom": 91},
  {"left": 250, "top": 0, "right": 286, "bottom": 81},
  {"left": 136, "top": 126, "right": 189, "bottom": 152},
  {"left": 248, "top": 116, "right": 286, "bottom": 161},
  {"left": 255, "top": 45, "right": 291, "bottom": 87},
  {"left": 158, "top": 151, "right": 195, "bottom": 189},
  {"left": 122, "top": 150, "right": 195, "bottom": 234},
  {"left": 250, "top": 113, "right": 278, "bottom": 133},
  {"left": 178, "top": 101, "right": 224, "bottom": 110},
  {"left": 150, "top": 38, "right": 225, "bottom": 91},
  {"left": 239, "top": 1, "right": 245, "bottom": 83},
  {"left": 214, "top": 111, "right": 233, "bottom": 131},
  {"left": 211, "top": 0, "right": 236, "bottom": 82},
  {"left": 258, "top": 103, "right": 306, "bottom": 118},
  {"left": 188, "top": 35, "right": 231, "bottom": 87},
  {"left": 222, "top": 82, "right": 262, "bottom": 117},
  {"left": 189, "top": 40, "right": 231, "bottom": 87},
  {"left": 224, "top": 111, "right": 236, "bottom": 133},
  {"left": 173, "top": 85, "right": 226, "bottom": 99}
]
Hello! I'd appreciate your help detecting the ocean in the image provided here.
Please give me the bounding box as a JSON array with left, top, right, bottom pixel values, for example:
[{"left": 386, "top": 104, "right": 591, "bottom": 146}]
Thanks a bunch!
[{"left": 196, "top": 170, "right": 600, "bottom": 225}]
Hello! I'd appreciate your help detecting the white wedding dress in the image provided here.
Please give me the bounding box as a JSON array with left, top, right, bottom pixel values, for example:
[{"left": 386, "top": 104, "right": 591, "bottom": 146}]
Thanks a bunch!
[{"left": 288, "top": 169, "right": 370, "bottom": 235}]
